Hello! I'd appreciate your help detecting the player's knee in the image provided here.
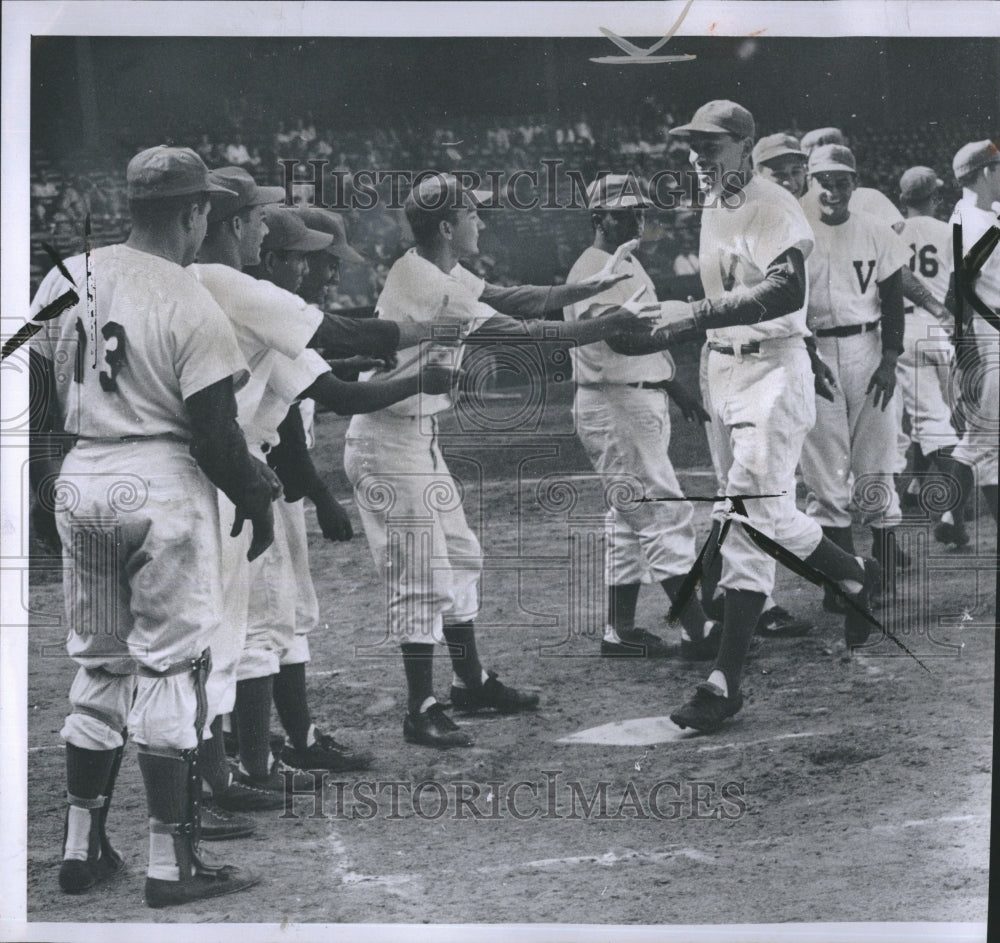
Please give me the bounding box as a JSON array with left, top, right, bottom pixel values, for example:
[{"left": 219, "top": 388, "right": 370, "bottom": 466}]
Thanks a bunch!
[{"left": 60, "top": 712, "right": 125, "bottom": 751}]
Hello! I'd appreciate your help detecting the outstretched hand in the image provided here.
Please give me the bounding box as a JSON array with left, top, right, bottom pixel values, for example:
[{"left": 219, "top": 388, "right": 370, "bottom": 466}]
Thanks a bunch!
[{"left": 578, "top": 238, "right": 641, "bottom": 292}]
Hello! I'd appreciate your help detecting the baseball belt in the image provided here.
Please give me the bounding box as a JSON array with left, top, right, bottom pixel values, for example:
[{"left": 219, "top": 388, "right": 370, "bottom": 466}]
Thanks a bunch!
[{"left": 814, "top": 320, "right": 880, "bottom": 338}]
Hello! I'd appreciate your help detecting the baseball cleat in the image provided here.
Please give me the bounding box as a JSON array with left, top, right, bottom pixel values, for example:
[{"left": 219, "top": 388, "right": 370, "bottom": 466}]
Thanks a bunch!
[
  {"left": 934, "top": 520, "right": 970, "bottom": 548},
  {"left": 199, "top": 803, "right": 256, "bottom": 841},
  {"left": 281, "top": 731, "right": 374, "bottom": 772},
  {"left": 403, "top": 703, "right": 475, "bottom": 748},
  {"left": 145, "top": 862, "right": 260, "bottom": 909},
  {"left": 755, "top": 605, "right": 812, "bottom": 638},
  {"left": 58, "top": 850, "right": 124, "bottom": 895},
  {"left": 843, "top": 557, "right": 883, "bottom": 649},
  {"left": 670, "top": 681, "right": 744, "bottom": 733},
  {"left": 449, "top": 670, "right": 540, "bottom": 714},
  {"left": 601, "top": 628, "right": 678, "bottom": 659},
  {"left": 213, "top": 777, "right": 285, "bottom": 812},
  {"left": 680, "top": 621, "right": 722, "bottom": 661}
]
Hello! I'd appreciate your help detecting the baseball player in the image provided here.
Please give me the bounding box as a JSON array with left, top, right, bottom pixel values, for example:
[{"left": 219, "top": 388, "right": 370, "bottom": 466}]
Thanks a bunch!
[
  {"left": 894, "top": 166, "right": 962, "bottom": 510},
  {"left": 936, "top": 139, "right": 1000, "bottom": 542},
  {"left": 344, "top": 172, "right": 662, "bottom": 748},
  {"left": 797, "top": 144, "right": 909, "bottom": 595},
  {"left": 658, "top": 102, "right": 882, "bottom": 734},
  {"left": 193, "top": 196, "right": 456, "bottom": 792},
  {"left": 752, "top": 133, "right": 808, "bottom": 199},
  {"left": 563, "top": 174, "right": 719, "bottom": 660},
  {"left": 296, "top": 206, "right": 367, "bottom": 309},
  {"left": 30, "top": 147, "right": 275, "bottom": 906}
]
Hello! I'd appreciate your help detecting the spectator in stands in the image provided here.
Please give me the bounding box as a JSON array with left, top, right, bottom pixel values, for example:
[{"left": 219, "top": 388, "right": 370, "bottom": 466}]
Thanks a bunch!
[{"left": 225, "top": 133, "right": 253, "bottom": 169}]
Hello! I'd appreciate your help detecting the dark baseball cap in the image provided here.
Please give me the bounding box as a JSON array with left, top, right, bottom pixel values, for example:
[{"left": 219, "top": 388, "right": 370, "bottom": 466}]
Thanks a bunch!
[
  {"left": 669, "top": 101, "right": 755, "bottom": 140},
  {"left": 585, "top": 174, "right": 649, "bottom": 210},
  {"left": 127, "top": 146, "right": 236, "bottom": 201},
  {"left": 752, "top": 133, "right": 806, "bottom": 167},
  {"left": 206, "top": 166, "right": 286, "bottom": 223},
  {"left": 260, "top": 206, "right": 333, "bottom": 253},
  {"left": 952, "top": 140, "right": 1000, "bottom": 180},
  {"left": 297, "top": 208, "right": 366, "bottom": 264},
  {"left": 800, "top": 127, "right": 846, "bottom": 155},
  {"left": 808, "top": 144, "right": 857, "bottom": 176},
  {"left": 899, "top": 166, "right": 943, "bottom": 204}
]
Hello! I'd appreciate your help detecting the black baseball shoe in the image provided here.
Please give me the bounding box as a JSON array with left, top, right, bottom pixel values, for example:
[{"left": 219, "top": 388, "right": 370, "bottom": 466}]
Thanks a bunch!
[
  {"left": 58, "top": 849, "right": 124, "bottom": 895},
  {"left": 403, "top": 703, "right": 475, "bottom": 748},
  {"left": 680, "top": 621, "right": 722, "bottom": 661},
  {"left": 934, "top": 519, "right": 970, "bottom": 548},
  {"left": 281, "top": 731, "right": 374, "bottom": 772},
  {"left": 449, "top": 670, "right": 540, "bottom": 714},
  {"left": 199, "top": 803, "right": 256, "bottom": 841},
  {"left": 601, "top": 628, "right": 678, "bottom": 659},
  {"left": 755, "top": 605, "right": 812, "bottom": 638},
  {"left": 670, "top": 681, "right": 744, "bottom": 733},
  {"left": 843, "top": 557, "right": 883, "bottom": 649},
  {"left": 214, "top": 771, "right": 285, "bottom": 812}
]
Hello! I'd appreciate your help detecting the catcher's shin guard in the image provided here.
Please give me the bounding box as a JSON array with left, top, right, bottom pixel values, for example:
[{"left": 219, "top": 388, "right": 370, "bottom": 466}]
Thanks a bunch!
[{"left": 59, "top": 740, "right": 126, "bottom": 894}]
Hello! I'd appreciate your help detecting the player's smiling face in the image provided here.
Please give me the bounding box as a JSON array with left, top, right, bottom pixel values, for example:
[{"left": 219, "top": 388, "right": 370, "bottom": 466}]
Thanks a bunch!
[
  {"left": 758, "top": 155, "right": 807, "bottom": 198},
  {"left": 599, "top": 207, "right": 645, "bottom": 246},
  {"left": 687, "top": 133, "right": 749, "bottom": 198},
  {"left": 812, "top": 171, "right": 856, "bottom": 224}
]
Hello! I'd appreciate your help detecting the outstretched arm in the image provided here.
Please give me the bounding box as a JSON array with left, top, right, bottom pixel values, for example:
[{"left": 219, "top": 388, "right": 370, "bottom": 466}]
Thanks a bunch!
[{"left": 301, "top": 363, "right": 456, "bottom": 415}]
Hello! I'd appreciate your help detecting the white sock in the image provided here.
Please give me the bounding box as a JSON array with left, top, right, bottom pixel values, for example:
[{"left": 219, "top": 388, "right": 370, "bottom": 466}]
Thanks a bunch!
[
  {"left": 603, "top": 625, "right": 625, "bottom": 644},
  {"left": 707, "top": 669, "right": 729, "bottom": 698},
  {"left": 147, "top": 827, "right": 180, "bottom": 881},
  {"left": 418, "top": 696, "right": 436, "bottom": 714},
  {"left": 680, "top": 626, "right": 692, "bottom": 642},
  {"left": 941, "top": 511, "right": 954, "bottom": 525},
  {"left": 480, "top": 669, "right": 489, "bottom": 685},
  {"left": 451, "top": 673, "right": 466, "bottom": 690},
  {"left": 221, "top": 714, "right": 232, "bottom": 734},
  {"left": 63, "top": 806, "right": 93, "bottom": 861},
  {"left": 305, "top": 723, "right": 317, "bottom": 748}
]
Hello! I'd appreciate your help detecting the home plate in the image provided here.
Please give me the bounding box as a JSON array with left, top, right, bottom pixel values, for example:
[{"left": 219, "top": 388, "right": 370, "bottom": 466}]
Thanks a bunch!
[{"left": 556, "top": 716, "right": 698, "bottom": 746}]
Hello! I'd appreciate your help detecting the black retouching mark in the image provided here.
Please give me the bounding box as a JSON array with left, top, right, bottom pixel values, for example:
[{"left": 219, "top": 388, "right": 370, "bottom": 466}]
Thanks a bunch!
[
  {"left": 1, "top": 243, "right": 80, "bottom": 362},
  {"left": 954, "top": 218, "right": 1000, "bottom": 334}
]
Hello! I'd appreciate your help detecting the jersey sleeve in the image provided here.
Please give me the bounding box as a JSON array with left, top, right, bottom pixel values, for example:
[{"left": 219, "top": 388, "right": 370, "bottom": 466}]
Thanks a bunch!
[
  {"left": 170, "top": 287, "right": 250, "bottom": 401},
  {"left": 318, "top": 315, "right": 400, "bottom": 359},
  {"left": 29, "top": 257, "right": 84, "bottom": 361},
  {"left": 266, "top": 348, "right": 331, "bottom": 404},
  {"left": 750, "top": 200, "right": 815, "bottom": 271},
  {"left": 873, "top": 218, "right": 911, "bottom": 282},
  {"left": 453, "top": 263, "right": 486, "bottom": 299}
]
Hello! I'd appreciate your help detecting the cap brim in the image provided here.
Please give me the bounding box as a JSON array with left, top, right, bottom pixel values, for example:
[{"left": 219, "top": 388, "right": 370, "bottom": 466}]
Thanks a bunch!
[
  {"left": 247, "top": 185, "right": 287, "bottom": 206},
  {"left": 466, "top": 188, "right": 495, "bottom": 207},
  {"left": 327, "top": 243, "right": 366, "bottom": 265},
  {"left": 809, "top": 163, "right": 856, "bottom": 175},
  {"left": 288, "top": 230, "right": 334, "bottom": 252},
  {"left": 757, "top": 147, "right": 807, "bottom": 163},
  {"left": 205, "top": 181, "right": 240, "bottom": 196},
  {"left": 669, "top": 121, "right": 732, "bottom": 137}
]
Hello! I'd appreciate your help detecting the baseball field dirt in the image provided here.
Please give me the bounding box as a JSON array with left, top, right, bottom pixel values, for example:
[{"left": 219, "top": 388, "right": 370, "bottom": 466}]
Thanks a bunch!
[{"left": 25, "top": 369, "right": 994, "bottom": 927}]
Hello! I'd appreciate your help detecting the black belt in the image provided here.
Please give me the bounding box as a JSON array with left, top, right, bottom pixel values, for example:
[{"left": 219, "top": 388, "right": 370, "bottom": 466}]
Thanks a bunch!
[
  {"left": 625, "top": 381, "right": 668, "bottom": 390},
  {"left": 815, "top": 321, "right": 879, "bottom": 338},
  {"left": 708, "top": 341, "right": 761, "bottom": 356}
]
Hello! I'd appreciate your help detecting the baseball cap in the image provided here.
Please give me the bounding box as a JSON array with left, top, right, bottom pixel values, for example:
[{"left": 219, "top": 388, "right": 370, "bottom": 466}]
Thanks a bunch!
[
  {"left": 669, "top": 101, "right": 755, "bottom": 140},
  {"left": 800, "top": 127, "right": 846, "bottom": 154},
  {"left": 206, "top": 166, "right": 286, "bottom": 223},
  {"left": 952, "top": 140, "right": 1000, "bottom": 180},
  {"left": 585, "top": 174, "right": 649, "bottom": 210},
  {"left": 752, "top": 133, "right": 806, "bottom": 167},
  {"left": 899, "top": 166, "right": 944, "bottom": 204},
  {"left": 404, "top": 172, "right": 493, "bottom": 213},
  {"left": 808, "top": 144, "right": 857, "bottom": 176},
  {"left": 260, "top": 206, "right": 333, "bottom": 253},
  {"left": 127, "top": 146, "right": 237, "bottom": 201},
  {"left": 297, "top": 208, "right": 366, "bottom": 264}
]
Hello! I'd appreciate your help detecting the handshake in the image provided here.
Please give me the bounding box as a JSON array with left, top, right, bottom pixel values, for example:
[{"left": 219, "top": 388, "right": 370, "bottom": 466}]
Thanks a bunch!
[{"left": 600, "top": 289, "right": 701, "bottom": 354}]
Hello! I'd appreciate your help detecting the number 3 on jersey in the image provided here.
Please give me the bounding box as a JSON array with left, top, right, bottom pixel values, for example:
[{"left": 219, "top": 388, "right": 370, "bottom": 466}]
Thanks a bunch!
[
  {"left": 73, "top": 316, "right": 126, "bottom": 391},
  {"left": 909, "top": 243, "right": 939, "bottom": 279}
]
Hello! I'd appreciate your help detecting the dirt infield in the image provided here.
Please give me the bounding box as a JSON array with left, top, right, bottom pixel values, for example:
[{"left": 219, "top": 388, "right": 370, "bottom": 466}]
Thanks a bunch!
[{"left": 25, "top": 383, "right": 994, "bottom": 926}]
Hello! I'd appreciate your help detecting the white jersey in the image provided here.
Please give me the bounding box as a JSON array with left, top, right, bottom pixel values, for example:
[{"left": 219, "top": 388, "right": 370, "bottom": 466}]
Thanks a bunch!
[
  {"left": 189, "top": 263, "right": 323, "bottom": 429},
  {"left": 243, "top": 348, "right": 329, "bottom": 449},
  {"left": 699, "top": 174, "right": 815, "bottom": 347},
  {"left": 801, "top": 185, "right": 904, "bottom": 229},
  {"left": 360, "top": 247, "right": 493, "bottom": 417},
  {"left": 564, "top": 246, "right": 674, "bottom": 385},
  {"left": 804, "top": 210, "right": 910, "bottom": 330},
  {"left": 31, "top": 245, "right": 247, "bottom": 439},
  {"left": 950, "top": 200, "right": 1000, "bottom": 310},
  {"left": 896, "top": 214, "right": 954, "bottom": 323}
]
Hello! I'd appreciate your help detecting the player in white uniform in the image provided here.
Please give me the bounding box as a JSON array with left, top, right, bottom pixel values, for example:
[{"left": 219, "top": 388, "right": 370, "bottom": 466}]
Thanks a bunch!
[
  {"left": 935, "top": 140, "right": 1000, "bottom": 542},
  {"left": 797, "top": 145, "right": 909, "bottom": 595},
  {"left": 753, "top": 133, "right": 808, "bottom": 199},
  {"left": 30, "top": 147, "right": 277, "bottom": 906},
  {"left": 344, "top": 173, "right": 663, "bottom": 748},
  {"left": 659, "top": 103, "right": 882, "bottom": 734},
  {"left": 893, "top": 167, "right": 961, "bottom": 510},
  {"left": 564, "top": 175, "right": 720, "bottom": 660}
]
